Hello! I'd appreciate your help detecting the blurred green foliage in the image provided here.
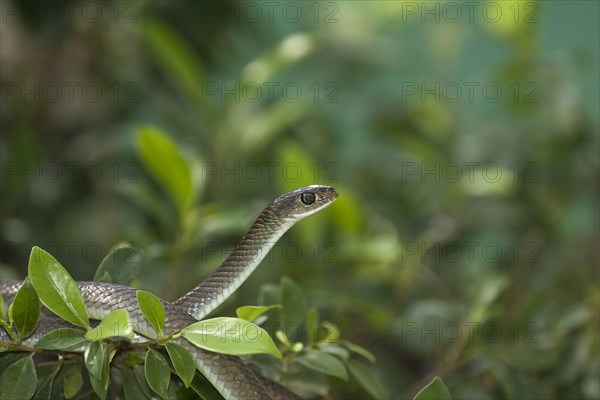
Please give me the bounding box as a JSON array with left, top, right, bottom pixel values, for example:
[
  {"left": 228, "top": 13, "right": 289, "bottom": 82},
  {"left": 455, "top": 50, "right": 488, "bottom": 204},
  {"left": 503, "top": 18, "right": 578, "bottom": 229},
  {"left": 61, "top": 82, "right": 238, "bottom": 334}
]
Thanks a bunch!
[{"left": 1, "top": 0, "right": 598, "bottom": 398}]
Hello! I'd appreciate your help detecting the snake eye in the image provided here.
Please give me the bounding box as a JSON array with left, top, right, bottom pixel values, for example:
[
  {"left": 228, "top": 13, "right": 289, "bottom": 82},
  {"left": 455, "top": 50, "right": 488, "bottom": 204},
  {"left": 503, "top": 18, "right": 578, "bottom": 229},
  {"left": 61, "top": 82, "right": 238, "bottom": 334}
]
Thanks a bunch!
[{"left": 301, "top": 192, "right": 316, "bottom": 205}]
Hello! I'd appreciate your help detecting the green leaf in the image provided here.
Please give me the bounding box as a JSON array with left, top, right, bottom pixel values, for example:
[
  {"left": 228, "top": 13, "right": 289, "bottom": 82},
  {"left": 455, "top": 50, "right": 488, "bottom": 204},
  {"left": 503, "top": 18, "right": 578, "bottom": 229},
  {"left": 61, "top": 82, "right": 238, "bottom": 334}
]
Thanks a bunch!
[
  {"left": 11, "top": 277, "right": 40, "bottom": 339},
  {"left": 0, "top": 355, "right": 37, "bottom": 400},
  {"left": 348, "top": 360, "right": 388, "bottom": 400},
  {"left": 62, "top": 365, "right": 83, "bottom": 399},
  {"left": 165, "top": 342, "right": 196, "bottom": 388},
  {"left": 181, "top": 317, "right": 281, "bottom": 359},
  {"left": 143, "top": 20, "right": 206, "bottom": 107},
  {"left": 276, "top": 368, "right": 329, "bottom": 396},
  {"left": 116, "top": 182, "right": 178, "bottom": 236},
  {"left": 306, "top": 307, "right": 320, "bottom": 345},
  {"left": 0, "top": 353, "right": 27, "bottom": 374},
  {"left": 144, "top": 349, "right": 170, "bottom": 400},
  {"left": 190, "top": 373, "right": 225, "bottom": 400},
  {"left": 28, "top": 246, "right": 89, "bottom": 328},
  {"left": 258, "top": 284, "right": 280, "bottom": 308},
  {"left": 319, "top": 344, "right": 350, "bottom": 361},
  {"left": 236, "top": 305, "right": 280, "bottom": 322},
  {"left": 84, "top": 341, "right": 111, "bottom": 400},
  {"left": 85, "top": 309, "right": 134, "bottom": 341},
  {"left": 280, "top": 277, "right": 307, "bottom": 340},
  {"left": 93, "top": 242, "right": 143, "bottom": 286},
  {"left": 136, "top": 290, "right": 165, "bottom": 336},
  {"left": 413, "top": 376, "right": 452, "bottom": 400},
  {"left": 343, "top": 340, "right": 377, "bottom": 363},
  {"left": 0, "top": 293, "right": 7, "bottom": 323},
  {"left": 321, "top": 321, "right": 341, "bottom": 344},
  {"left": 136, "top": 126, "right": 195, "bottom": 217},
  {"left": 34, "top": 328, "right": 88, "bottom": 351},
  {"left": 133, "top": 365, "right": 155, "bottom": 399},
  {"left": 294, "top": 349, "right": 348, "bottom": 380},
  {"left": 33, "top": 362, "right": 61, "bottom": 400},
  {"left": 122, "top": 367, "right": 152, "bottom": 400}
]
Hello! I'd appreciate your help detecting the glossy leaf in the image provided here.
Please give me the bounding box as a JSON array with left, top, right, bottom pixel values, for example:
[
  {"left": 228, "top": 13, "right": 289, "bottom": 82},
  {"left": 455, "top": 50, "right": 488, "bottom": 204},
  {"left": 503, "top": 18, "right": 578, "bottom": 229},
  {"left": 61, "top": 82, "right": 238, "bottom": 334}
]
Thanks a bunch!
[
  {"left": 122, "top": 367, "right": 152, "bottom": 400},
  {"left": 11, "top": 277, "right": 40, "bottom": 339},
  {"left": 181, "top": 317, "right": 281, "bottom": 359},
  {"left": 165, "top": 342, "right": 195, "bottom": 388},
  {"left": 136, "top": 126, "right": 195, "bottom": 217},
  {"left": 236, "top": 305, "right": 280, "bottom": 322},
  {"left": 89, "top": 372, "right": 108, "bottom": 400},
  {"left": 133, "top": 365, "right": 155, "bottom": 400},
  {"left": 136, "top": 290, "right": 165, "bottom": 335},
  {"left": 190, "top": 373, "right": 225, "bottom": 400},
  {"left": 93, "top": 242, "right": 143, "bottom": 286},
  {"left": 144, "top": 348, "right": 170, "bottom": 400},
  {"left": 28, "top": 246, "right": 89, "bottom": 328},
  {"left": 294, "top": 349, "right": 348, "bottom": 380},
  {"left": 348, "top": 360, "right": 388, "bottom": 400},
  {"left": 280, "top": 277, "right": 307, "bottom": 340},
  {"left": 84, "top": 341, "right": 111, "bottom": 400},
  {"left": 0, "top": 355, "right": 37, "bottom": 400},
  {"left": 413, "top": 376, "right": 452, "bottom": 400},
  {"left": 33, "top": 362, "right": 61, "bottom": 400},
  {"left": 62, "top": 365, "right": 83, "bottom": 399},
  {"left": 34, "top": 328, "right": 88, "bottom": 351},
  {"left": 0, "top": 352, "right": 27, "bottom": 374},
  {"left": 0, "top": 293, "right": 7, "bottom": 323},
  {"left": 85, "top": 309, "right": 134, "bottom": 341}
]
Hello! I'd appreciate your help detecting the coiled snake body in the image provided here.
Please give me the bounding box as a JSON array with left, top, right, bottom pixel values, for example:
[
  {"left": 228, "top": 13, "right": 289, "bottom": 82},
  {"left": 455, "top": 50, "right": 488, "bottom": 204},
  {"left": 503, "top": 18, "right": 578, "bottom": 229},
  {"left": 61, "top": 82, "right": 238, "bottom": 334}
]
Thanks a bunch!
[{"left": 0, "top": 185, "right": 338, "bottom": 400}]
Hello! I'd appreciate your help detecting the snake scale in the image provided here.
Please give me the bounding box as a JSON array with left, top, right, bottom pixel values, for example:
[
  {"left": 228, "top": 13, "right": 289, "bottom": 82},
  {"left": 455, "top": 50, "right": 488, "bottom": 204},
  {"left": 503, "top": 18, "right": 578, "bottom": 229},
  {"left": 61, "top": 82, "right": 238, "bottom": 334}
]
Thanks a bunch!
[{"left": 0, "top": 185, "right": 338, "bottom": 400}]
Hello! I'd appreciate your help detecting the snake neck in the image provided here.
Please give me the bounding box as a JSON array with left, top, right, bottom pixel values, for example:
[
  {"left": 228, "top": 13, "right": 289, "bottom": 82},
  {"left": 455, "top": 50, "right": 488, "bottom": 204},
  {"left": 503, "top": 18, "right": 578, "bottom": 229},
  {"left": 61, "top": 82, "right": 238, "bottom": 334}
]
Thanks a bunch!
[{"left": 174, "top": 205, "right": 295, "bottom": 320}]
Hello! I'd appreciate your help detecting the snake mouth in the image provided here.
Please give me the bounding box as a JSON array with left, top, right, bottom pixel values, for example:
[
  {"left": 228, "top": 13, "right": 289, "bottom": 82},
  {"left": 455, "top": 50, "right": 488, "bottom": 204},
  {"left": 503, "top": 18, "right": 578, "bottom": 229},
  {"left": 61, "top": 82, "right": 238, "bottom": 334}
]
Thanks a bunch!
[
  {"left": 327, "top": 186, "right": 339, "bottom": 200},
  {"left": 316, "top": 185, "right": 339, "bottom": 205}
]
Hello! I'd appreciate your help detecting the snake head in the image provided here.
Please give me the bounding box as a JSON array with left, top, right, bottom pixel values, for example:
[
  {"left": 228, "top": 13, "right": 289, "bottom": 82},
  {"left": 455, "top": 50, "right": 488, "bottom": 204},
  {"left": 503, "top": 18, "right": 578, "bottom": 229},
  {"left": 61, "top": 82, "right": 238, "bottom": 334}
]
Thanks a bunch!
[{"left": 272, "top": 185, "right": 338, "bottom": 220}]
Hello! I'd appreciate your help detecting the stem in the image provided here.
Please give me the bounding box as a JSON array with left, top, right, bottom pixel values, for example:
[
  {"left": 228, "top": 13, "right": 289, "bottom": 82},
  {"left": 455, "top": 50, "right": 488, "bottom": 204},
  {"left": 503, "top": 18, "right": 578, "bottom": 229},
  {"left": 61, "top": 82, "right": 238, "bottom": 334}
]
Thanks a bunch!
[{"left": 0, "top": 320, "right": 18, "bottom": 343}]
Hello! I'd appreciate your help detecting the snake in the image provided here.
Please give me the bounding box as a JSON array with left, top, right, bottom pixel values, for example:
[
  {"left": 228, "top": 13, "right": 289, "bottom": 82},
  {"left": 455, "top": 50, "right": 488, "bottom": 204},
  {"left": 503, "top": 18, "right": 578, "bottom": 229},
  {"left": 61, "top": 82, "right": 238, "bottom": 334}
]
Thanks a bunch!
[{"left": 0, "top": 185, "right": 338, "bottom": 400}]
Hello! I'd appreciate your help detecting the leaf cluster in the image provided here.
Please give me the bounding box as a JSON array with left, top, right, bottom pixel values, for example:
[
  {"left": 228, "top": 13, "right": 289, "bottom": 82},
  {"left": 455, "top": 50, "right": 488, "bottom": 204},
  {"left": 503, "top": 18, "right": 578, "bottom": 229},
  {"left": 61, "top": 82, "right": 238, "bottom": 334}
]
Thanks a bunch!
[{"left": 0, "top": 246, "right": 278, "bottom": 400}]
